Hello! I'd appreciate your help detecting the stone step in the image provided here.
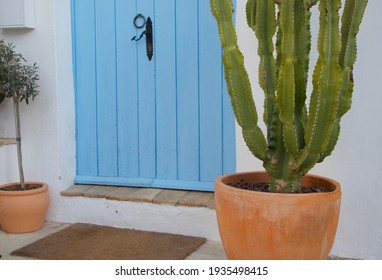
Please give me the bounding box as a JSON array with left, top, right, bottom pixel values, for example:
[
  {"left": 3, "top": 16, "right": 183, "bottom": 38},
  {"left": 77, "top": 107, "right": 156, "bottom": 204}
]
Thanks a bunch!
[
  {"left": 59, "top": 185, "right": 219, "bottom": 241},
  {"left": 61, "top": 185, "right": 215, "bottom": 209}
]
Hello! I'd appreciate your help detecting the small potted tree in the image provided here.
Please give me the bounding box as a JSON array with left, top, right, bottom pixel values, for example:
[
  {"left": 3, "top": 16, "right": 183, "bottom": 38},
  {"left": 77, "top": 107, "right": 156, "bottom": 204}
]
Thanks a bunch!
[
  {"left": 211, "top": 0, "right": 368, "bottom": 259},
  {"left": 0, "top": 39, "right": 49, "bottom": 233}
]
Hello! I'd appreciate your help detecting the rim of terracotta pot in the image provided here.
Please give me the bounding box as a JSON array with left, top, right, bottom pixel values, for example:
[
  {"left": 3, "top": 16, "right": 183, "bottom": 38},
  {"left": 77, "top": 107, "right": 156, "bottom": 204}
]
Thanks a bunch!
[
  {"left": 0, "top": 182, "right": 48, "bottom": 196},
  {"left": 215, "top": 171, "right": 341, "bottom": 202}
]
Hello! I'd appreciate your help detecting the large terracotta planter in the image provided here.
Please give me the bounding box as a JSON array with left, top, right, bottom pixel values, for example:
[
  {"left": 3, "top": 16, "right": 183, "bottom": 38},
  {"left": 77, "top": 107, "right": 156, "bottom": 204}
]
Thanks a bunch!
[
  {"left": 214, "top": 172, "right": 341, "bottom": 260},
  {"left": 0, "top": 182, "right": 50, "bottom": 233}
]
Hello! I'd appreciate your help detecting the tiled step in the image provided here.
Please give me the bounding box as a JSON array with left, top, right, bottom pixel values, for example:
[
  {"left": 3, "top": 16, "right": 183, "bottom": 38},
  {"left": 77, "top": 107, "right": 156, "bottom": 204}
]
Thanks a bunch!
[{"left": 61, "top": 185, "right": 215, "bottom": 209}]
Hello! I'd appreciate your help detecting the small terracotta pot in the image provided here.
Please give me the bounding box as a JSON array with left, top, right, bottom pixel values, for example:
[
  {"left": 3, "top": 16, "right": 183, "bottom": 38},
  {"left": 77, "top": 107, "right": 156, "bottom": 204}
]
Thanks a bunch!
[
  {"left": 214, "top": 172, "right": 341, "bottom": 260},
  {"left": 0, "top": 182, "right": 50, "bottom": 233}
]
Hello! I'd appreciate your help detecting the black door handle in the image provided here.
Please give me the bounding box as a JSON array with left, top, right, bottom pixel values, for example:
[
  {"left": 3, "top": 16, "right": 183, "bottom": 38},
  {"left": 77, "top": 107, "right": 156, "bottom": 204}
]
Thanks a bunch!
[
  {"left": 131, "top": 16, "right": 153, "bottom": 61},
  {"left": 145, "top": 18, "right": 153, "bottom": 61}
]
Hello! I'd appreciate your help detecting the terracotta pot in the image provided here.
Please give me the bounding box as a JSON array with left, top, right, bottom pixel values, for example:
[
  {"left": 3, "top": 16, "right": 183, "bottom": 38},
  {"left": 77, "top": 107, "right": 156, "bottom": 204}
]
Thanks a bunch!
[
  {"left": 214, "top": 171, "right": 341, "bottom": 260},
  {"left": 0, "top": 182, "right": 50, "bottom": 233}
]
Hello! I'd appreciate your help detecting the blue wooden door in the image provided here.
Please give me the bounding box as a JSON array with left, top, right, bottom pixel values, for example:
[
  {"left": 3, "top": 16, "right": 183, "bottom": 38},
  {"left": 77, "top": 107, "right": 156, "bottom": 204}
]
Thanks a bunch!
[{"left": 71, "top": 0, "right": 236, "bottom": 191}]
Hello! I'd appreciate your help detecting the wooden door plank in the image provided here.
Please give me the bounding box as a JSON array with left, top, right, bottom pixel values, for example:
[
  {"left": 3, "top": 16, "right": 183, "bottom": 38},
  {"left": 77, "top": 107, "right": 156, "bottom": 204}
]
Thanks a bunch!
[
  {"left": 155, "top": 0, "right": 177, "bottom": 180},
  {"left": 199, "top": 0, "right": 223, "bottom": 182},
  {"left": 137, "top": 0, "right": 156, "bottom": 178},
  {"left": 115, "top": 0, "right": 139, "bottom": 177},
  {"left": 95, "top": 0, "right": 118, "bottom": 176},
  {"left": 73, "top": 0, "right": 98, "bottom": 176},
  {"left": 176, "top": 0, "right": 200, "bottom": 181}
]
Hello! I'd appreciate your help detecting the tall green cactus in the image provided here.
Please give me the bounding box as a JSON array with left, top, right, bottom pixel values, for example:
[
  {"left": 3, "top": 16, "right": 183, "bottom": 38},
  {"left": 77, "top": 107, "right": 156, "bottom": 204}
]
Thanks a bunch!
[{"left": 211, "top": 0, "right": 368, "bottom": 192}]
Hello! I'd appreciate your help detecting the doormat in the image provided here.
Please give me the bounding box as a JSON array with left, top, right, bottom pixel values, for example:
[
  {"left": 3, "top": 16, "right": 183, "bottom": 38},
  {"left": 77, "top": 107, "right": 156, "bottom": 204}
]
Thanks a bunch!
[{"left": 11, "top": 223, "right": 206, "bottom": 260}]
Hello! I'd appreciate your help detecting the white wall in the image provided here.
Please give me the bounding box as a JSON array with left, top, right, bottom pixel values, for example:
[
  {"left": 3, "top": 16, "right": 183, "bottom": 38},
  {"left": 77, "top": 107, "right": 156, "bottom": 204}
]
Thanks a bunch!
[
  {"left": 0, "top": 0, "right": 69, "bottom": 186},
  {"left": 0, "top": 0, "right": 76, "bottom": 227},
  {"left": 0, "top": 0, "right": 381, "bottom": 259}
]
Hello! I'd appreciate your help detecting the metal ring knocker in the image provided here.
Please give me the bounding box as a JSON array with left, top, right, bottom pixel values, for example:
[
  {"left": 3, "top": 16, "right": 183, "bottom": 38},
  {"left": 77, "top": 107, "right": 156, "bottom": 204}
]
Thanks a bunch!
[{"left": 133, "top": 13, "right": 146, "bottom": 29}]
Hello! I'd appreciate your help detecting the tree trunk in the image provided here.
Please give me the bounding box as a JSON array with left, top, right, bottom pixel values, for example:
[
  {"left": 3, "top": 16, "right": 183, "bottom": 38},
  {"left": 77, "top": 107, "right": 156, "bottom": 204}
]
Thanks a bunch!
[{"left": 13, "top": 97, "right": 25, "bottom": 190}]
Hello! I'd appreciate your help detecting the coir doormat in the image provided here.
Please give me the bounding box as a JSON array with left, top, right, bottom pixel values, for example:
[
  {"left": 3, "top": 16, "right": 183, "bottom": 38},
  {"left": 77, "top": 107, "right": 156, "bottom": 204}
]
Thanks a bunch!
[{"left": 11, "top": 223, "right": 206, "bottom": 260}]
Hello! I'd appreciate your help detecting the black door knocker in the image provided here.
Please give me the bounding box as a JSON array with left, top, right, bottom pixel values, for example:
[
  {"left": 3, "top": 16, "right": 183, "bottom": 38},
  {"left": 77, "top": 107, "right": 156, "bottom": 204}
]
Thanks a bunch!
[
  {"left": 133, "top": 13, "right": 146, "bottom": 29},
  {"left": 131, "top": 14, "right": 153, "bottom": 61}
]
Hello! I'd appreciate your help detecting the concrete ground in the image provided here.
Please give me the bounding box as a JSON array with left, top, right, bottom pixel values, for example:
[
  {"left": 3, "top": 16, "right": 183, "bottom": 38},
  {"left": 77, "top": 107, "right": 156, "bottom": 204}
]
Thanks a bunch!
[{"left": 0, "top": 222, "right": 228, "bottom": 260}]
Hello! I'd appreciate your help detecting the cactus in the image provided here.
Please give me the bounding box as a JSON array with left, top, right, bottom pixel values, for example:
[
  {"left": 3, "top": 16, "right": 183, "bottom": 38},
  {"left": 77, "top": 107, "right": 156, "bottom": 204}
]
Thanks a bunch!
[{"left": 211, "top": 0, "right": 368, "bottom": 192}]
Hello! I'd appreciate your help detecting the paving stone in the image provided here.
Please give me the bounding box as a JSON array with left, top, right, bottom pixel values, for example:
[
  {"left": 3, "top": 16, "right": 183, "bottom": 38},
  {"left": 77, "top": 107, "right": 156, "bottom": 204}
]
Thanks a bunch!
[
  {"left": 82, "top": 186, "right": 119, "bottom": 198},
  {"left": 60, "top": 185, "right": 93, "bottom": 197},
  {"left": 105, "top": 187, "right": 141, "bottom": 201},
  {"left": 152, "top": 189, "right": 189, "bottom": 206},
  {"left": 0, "top": 222, "right": 71, "bottom": 257},
  {"left": 186, "top": 241, "right": 227, "bottom": 260},
  {"left": 327, "top": 255, "right": 358, "bottom": 260},
  {"left": 127, "top": 188, "right": 162, "bottom": 203},
  {"left": 178, "top": 191, "right": 214, "bottom": 208}
]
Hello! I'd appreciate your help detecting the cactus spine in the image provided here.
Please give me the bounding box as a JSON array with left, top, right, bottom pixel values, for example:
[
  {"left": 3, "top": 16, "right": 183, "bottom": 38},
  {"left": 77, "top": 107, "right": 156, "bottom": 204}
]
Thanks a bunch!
[{"left": 211, "top": 0, "right": 368, "bottom": 192}]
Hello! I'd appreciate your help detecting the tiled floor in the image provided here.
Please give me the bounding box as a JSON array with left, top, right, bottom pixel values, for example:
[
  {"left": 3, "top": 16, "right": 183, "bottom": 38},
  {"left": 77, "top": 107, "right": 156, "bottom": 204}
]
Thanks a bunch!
[{"left": 0, "top": 222, "right": 228, "bottom": 260}]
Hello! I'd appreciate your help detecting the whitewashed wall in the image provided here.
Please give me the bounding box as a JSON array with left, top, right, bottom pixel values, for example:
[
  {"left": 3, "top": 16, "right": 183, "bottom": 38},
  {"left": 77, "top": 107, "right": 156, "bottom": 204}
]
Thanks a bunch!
[
  {"left": 0, "top": 1, "right": 74, "bottom": 195},
  {"left": 0, "top": 0, "right": 381, "bottom": 259},
  {"left": 0, "top": 0, "right": 77, "bottom": 236}
]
